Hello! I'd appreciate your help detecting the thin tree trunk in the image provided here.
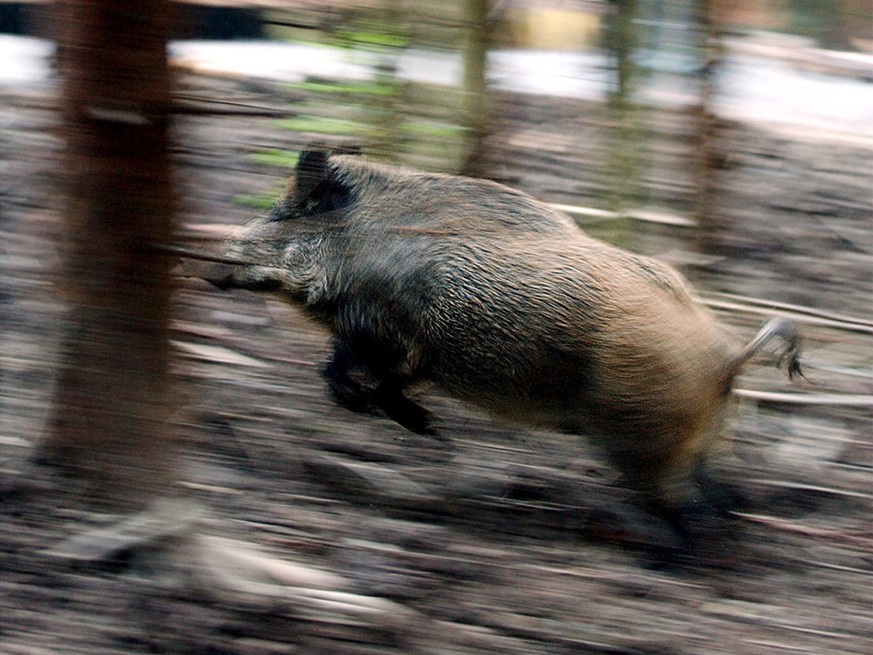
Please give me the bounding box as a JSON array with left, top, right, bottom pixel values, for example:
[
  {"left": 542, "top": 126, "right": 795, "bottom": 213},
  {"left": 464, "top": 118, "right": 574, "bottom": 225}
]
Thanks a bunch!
[
  {"left": 460, "top": 0, "right": 490, "bottom": 175},
  {"left": 602, "top": 0, "right": 642, "bottom": 248},
  {"left": 40, "top": 0, "right": 177, "bottom": 511},
  {"left": 693, "top": 0, "right": 723, "bottom": 254},
  {"left": 609, "top": 0, "right": 637, "bottom": 103}
]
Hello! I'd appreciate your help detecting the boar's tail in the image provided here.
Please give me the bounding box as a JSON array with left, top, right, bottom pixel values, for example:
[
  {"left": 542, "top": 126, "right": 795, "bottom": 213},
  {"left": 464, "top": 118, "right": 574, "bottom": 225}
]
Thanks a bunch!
[{"left": 734, "top": 317, "right": 803, "bottom": 379}]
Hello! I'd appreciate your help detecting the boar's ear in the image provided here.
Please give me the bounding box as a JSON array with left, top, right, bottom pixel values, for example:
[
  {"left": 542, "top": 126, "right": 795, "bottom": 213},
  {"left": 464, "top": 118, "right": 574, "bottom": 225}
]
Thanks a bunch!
[
  {"left": 294, "top": 149, "right": 330, "bottom": 202},
  {"left": 291, "top": 149, "right": 355, "bottom": 217}
]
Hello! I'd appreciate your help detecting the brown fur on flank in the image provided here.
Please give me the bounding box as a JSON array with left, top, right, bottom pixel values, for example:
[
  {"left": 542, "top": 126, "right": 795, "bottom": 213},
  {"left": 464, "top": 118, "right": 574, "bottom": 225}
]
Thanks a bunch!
[{"left": 202, "top": 148, "right": 801, "bottom": 524}]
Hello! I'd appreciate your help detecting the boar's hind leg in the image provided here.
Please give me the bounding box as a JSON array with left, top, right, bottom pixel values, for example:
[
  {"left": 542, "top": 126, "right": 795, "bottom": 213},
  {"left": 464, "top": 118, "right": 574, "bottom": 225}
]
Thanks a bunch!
[
  {"left": 618, "top": 451, "right": 728, "bottom": 552},
  {"left": 693, "top": 460, "right": 743, "bottom": 516}
]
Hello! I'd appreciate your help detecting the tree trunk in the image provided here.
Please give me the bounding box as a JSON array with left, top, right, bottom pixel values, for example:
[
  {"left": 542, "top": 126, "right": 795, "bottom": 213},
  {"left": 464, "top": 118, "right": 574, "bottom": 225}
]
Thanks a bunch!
[
  {"left": 608, "top": 0, "right": 637, "bottom": 103},
  {"left": 693, "top": 0, "right": 724, "bottom": 253},
  {"left": 602, "top": 0, "right": 642, "bottom": 247},
  {"left": 460, "top": 0, "right": 491, "bottom": 175},
  {"left": 40, "top": 0, "right": 177, "bottom": 511}
]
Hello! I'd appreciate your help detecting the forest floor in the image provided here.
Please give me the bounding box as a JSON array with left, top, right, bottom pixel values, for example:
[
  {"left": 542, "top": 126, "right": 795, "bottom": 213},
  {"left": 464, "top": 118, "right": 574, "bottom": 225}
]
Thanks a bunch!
[{"left": 1, "top": 67, "right": 871, "bottom": 654}]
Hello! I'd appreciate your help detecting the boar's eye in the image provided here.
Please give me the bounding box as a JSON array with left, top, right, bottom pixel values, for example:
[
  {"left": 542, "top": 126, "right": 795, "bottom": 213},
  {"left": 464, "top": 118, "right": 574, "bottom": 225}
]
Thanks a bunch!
[
  {"left": 267, "top": 179, "right": 354, "bottom": 222},
  {"left": 268, "top": 202, "right": 291, "bottom": 222}
]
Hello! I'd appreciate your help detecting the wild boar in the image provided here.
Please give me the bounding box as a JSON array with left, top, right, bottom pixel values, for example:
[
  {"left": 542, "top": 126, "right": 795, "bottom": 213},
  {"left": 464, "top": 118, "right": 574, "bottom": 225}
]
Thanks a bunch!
[{"left": 201, "top": 148, "right": 801, "bottom": 526}]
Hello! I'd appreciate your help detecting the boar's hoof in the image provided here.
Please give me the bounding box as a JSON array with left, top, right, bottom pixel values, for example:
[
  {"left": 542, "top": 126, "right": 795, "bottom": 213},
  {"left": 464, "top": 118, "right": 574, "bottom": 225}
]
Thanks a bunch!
[
  {"left": 640, "top": 496, "right": 742, "bottom": 569},
  {"left": 372, "top": 382, "right": 439, "bottom": 438},
  {"left": 694, "top": 463, "right": 745, "bottom": 517},
  {"left": 323, "top": 364, "right": 371, "bottom": 414}
]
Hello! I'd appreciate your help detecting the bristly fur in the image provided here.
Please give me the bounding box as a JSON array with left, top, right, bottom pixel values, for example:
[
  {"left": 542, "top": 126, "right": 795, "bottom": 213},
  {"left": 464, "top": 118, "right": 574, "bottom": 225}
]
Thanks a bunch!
[{"left": 204, "top": 148, "right": 803, "bottom": 531}]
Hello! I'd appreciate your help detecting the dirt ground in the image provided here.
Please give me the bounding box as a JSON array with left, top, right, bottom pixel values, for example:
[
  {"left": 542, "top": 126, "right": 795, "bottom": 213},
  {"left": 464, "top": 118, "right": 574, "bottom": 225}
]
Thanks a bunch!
[{"left": 1, "top": 68, "right": 871, "bottom": 655}]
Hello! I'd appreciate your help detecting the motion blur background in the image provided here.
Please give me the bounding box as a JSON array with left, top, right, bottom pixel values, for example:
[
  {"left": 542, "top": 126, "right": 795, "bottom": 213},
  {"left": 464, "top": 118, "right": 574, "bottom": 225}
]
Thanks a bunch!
[{"left": 1, "top": 2, "right": 871, "bottom": 654}]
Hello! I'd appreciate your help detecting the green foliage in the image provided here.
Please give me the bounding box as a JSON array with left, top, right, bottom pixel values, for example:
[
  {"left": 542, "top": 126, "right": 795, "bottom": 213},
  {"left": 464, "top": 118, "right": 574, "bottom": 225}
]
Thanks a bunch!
[
  {"left": 276, "top": 115, "right": 371, "bottom": 137},
  {"left": 404, "top": 121, "right": 467, "bottom": 138},
  {"left": 233, "top": 192, "right": 279, "bottom": 210},
  {"left": 287, "top": 80, "right": 398, "bottom": 98},
  {"left": 261, "top": 5, "right": 474, "bottom": 171},
  {"left": 246, "top": 149, "right": 300, "bottom": 168},
  {"left": 338, "top": 30, "right": 410, "bottom": 51}
]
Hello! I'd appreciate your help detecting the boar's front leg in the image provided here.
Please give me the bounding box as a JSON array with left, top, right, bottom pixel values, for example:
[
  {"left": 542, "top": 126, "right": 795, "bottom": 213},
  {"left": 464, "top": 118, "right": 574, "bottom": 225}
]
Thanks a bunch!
[
  {"left": 323, "top": 341, "right": 371, "bottom": 413},
  {"left": 322, "top": 340, "right": 437, "bottom": 436},
  {"left": 372, "top": 378, "right": 437, "bottom": 436}
]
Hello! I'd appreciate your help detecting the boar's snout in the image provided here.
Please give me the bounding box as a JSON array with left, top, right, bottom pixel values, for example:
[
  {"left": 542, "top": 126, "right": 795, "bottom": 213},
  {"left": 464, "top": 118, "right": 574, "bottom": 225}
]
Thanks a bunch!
[
  {"left": 176, "top": 255, "right": 238, "bottom": 289},
  {"left": 200, "top": 262, "right": 240, "bottom": 290},
  {"left": 201, "top": 261, "right": 285, "bottom": 293},
  {"left": 173, "top": 244, "right": 283, "bottom": 292}
]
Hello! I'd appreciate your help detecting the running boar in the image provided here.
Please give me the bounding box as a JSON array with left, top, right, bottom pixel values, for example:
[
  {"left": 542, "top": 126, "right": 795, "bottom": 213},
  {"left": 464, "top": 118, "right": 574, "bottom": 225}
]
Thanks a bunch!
[{"left": 202, "top": 148, "right": 801, "bottom": 522}]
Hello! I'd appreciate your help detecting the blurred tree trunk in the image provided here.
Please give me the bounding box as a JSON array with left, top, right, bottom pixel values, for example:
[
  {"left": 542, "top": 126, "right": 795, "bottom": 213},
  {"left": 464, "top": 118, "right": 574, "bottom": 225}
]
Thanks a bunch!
[
  {"left": 460, "top": 0, "right": 491, "bottom": 175},
  {"left": 31, "top": 2, "right": 394, "bottom": 613},
  {"left": 367, "top": 0, "right": 405, "bottom": 162},
  {"left": 693, "top": 0, "right": 724, "bottom": 253},
  {"left": 602, "top": 0, "right": 642, "bottom": 246},
  {"left": 39, "top": 0, "right": 177, "bottom": 511},
  {"left": 607, "top": 0, "right": 637, "bottom": 103}
]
